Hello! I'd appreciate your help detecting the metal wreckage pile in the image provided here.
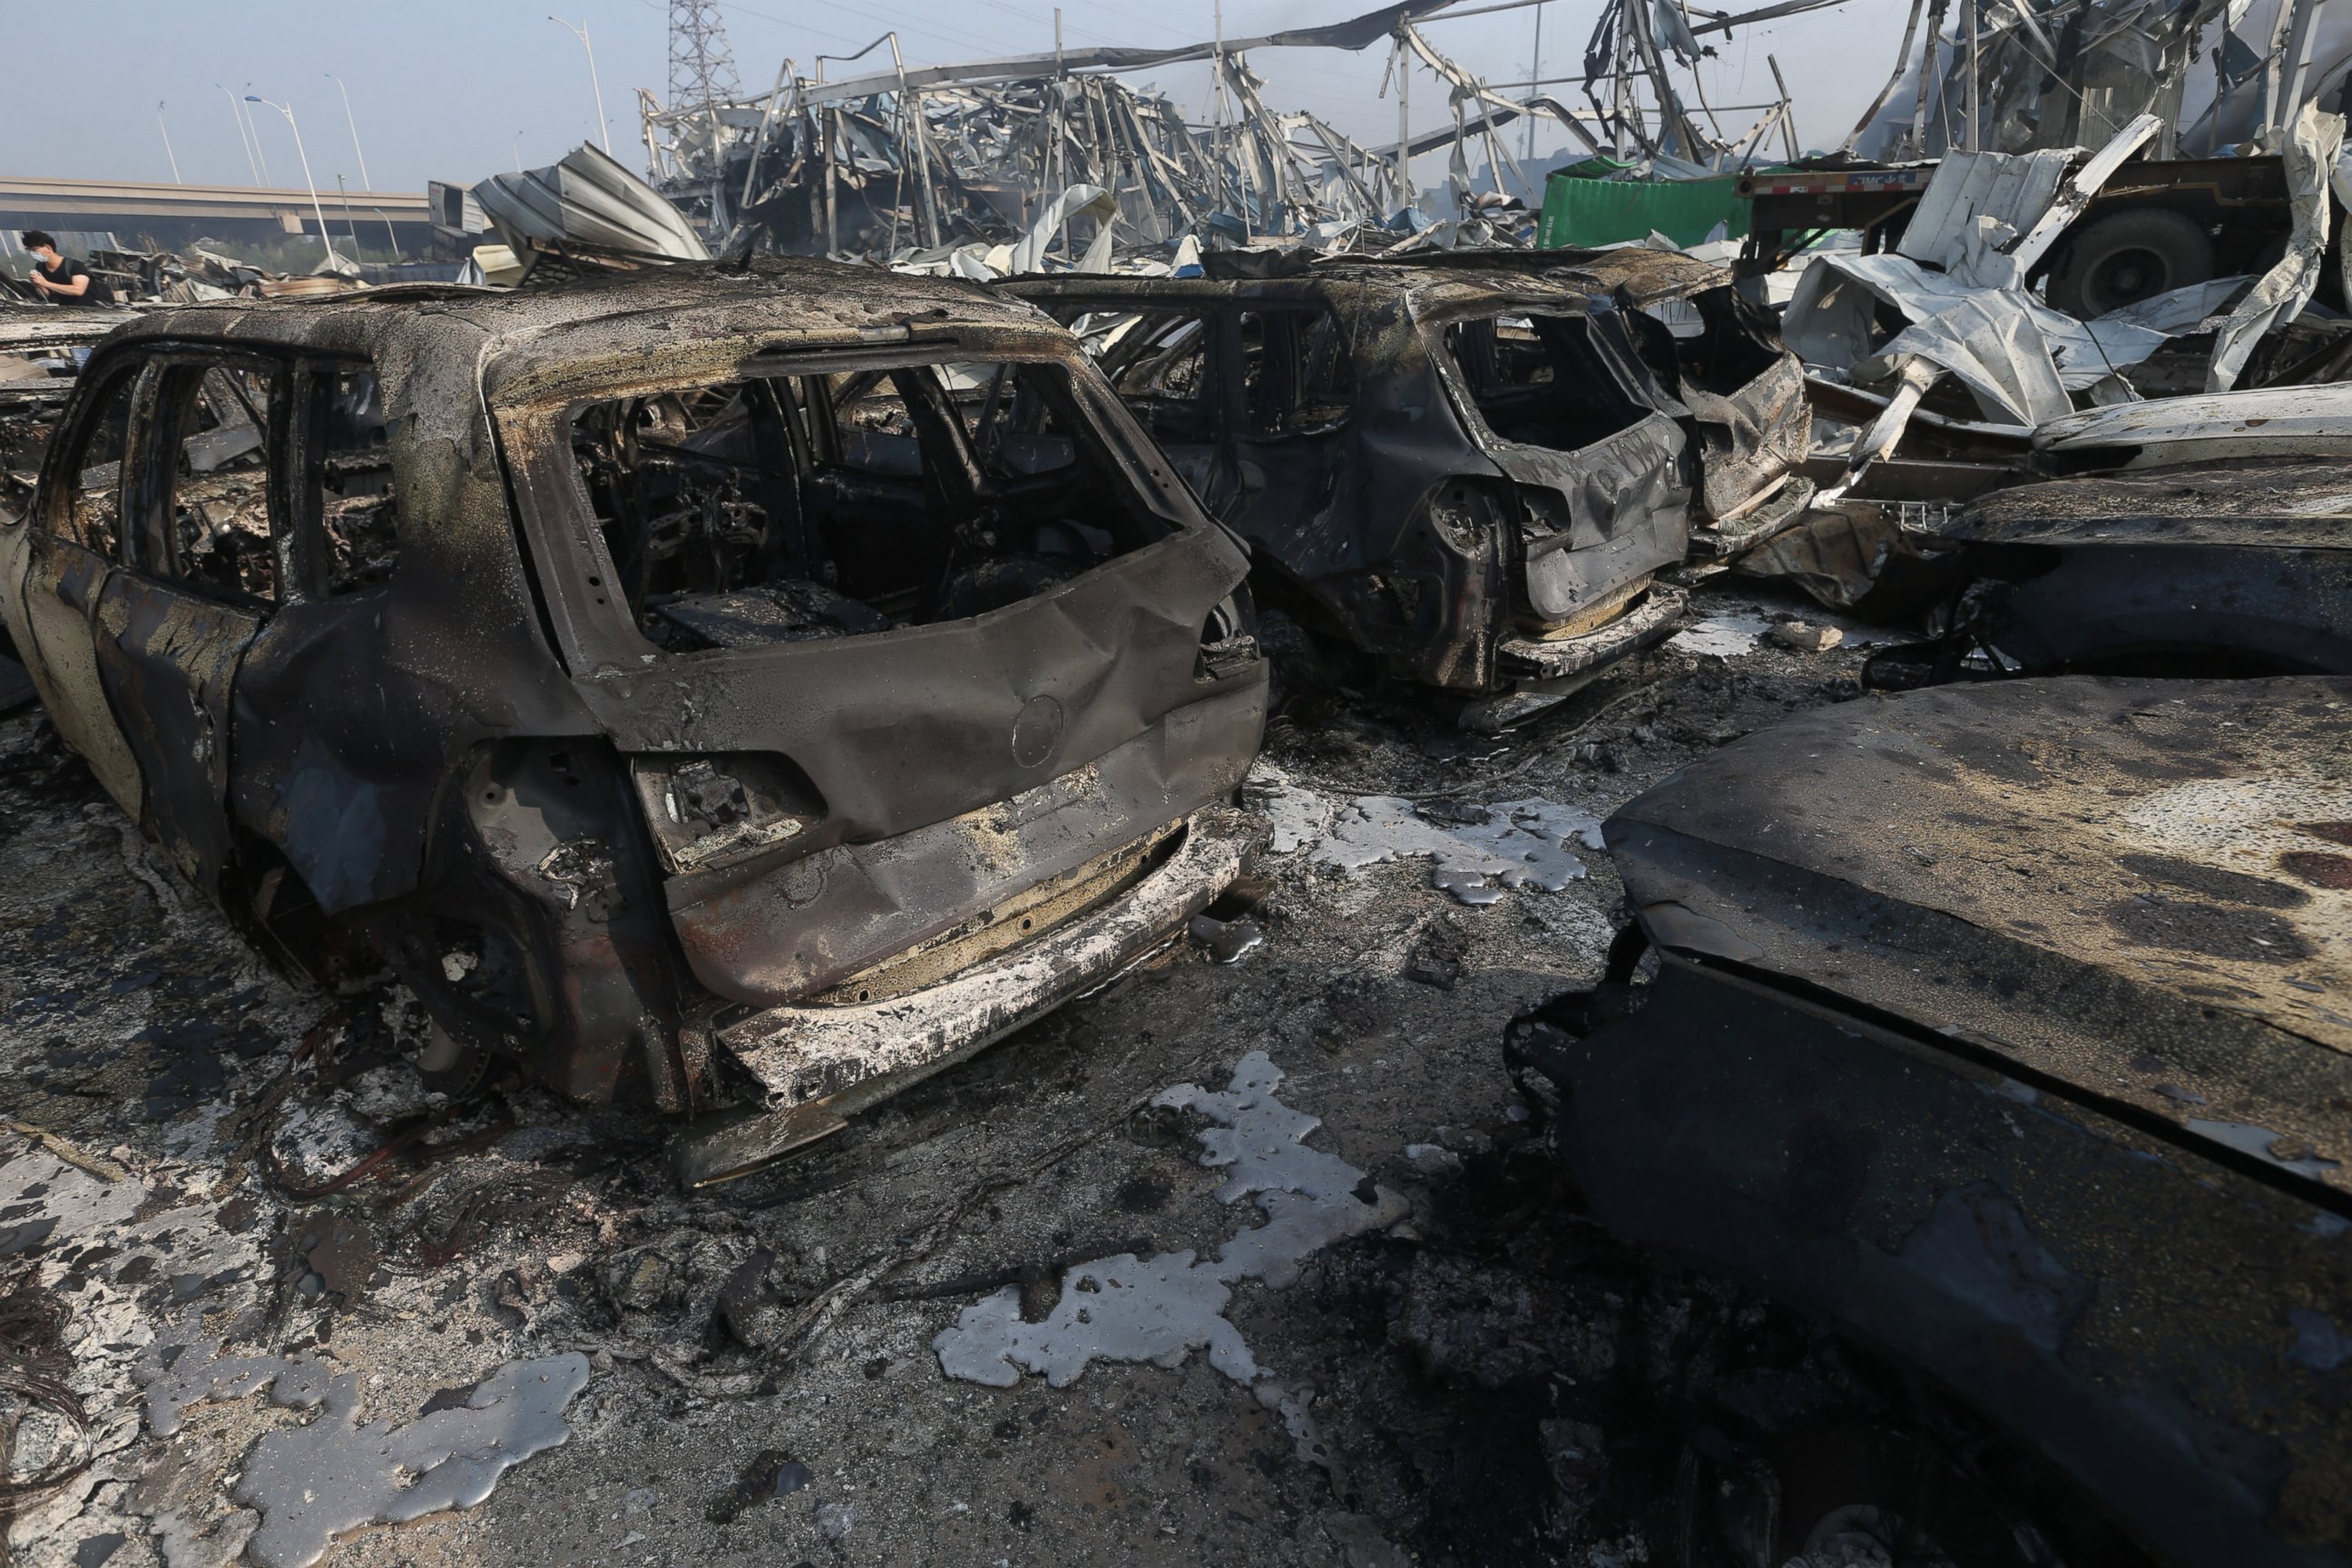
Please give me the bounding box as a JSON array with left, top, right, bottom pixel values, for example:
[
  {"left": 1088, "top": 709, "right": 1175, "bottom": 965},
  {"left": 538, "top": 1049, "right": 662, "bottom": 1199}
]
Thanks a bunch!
[
  {"left": 3, "top": 5, "right": 2351, "bottom": 1568},
  {"left": 625, "top": 0, "right": 1850, "bottom": 270}
]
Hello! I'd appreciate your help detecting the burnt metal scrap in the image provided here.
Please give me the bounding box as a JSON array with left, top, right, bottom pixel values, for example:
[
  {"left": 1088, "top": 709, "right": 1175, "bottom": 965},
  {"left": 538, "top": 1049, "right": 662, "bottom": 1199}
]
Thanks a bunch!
[
  {"left": 1008, "top": 245, "right": 1808, "bottom": 726},
  {"left": 0, "top": 256, "right": 1267, "bottom": 1183},
  {"left": 1513, "top": 673, "right": 2352, "bottom": 1568}
]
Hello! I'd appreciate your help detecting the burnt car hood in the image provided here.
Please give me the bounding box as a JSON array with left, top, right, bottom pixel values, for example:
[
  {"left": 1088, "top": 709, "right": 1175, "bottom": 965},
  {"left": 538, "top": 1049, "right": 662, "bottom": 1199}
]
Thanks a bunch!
[
  {"left": 1603, "top": 676, "right": 2352, "bottom": 1198},
  {"left": 1945, "top": 456, "right": 2352, "bottom": 548}
]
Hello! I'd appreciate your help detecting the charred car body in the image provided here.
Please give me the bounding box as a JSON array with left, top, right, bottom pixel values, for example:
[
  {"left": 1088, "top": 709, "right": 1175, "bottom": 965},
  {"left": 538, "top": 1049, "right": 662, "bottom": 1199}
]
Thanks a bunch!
[
  {"left": 1512, "top": 677, "right": 2352, "bottom": 1568},
  {"left": 0, "top": 260, "right": 1267, "bottom": 1181},
  {"left": 1004, "top": 250, "right": 1810, "bottom": 722},
  {"left": 1880, "top": 457, "right": 2352, "bottom": 685}
]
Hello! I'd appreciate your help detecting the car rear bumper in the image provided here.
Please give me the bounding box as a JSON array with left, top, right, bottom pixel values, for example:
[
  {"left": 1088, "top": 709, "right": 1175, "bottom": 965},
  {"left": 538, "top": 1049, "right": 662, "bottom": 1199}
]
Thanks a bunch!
[
  {"left": 716, "top": 803, "right": 1262, "bottom": 1110},
  {"left": 1497, "top": 582, "right": 1688, "bottom": 680}
]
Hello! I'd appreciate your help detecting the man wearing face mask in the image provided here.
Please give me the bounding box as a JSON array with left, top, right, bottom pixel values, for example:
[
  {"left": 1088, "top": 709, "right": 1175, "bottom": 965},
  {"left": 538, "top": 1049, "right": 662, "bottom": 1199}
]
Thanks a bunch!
[{"left": 20, "top": 232, "right": 113, "bottom": 307}]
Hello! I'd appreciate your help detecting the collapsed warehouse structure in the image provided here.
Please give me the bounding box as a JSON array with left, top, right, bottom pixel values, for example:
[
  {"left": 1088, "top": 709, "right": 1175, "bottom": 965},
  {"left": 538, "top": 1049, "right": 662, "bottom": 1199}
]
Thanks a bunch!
[{"left": 631, "top": 0, "right": 1854, "bottom": 266}]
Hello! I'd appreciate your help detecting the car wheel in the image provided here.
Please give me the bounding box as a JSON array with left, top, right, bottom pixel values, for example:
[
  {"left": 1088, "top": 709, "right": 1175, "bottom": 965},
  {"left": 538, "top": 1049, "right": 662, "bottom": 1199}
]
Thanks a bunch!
[
  {"left": 2044, "top": 210, "right": 2216, "bottom": 318},
  {"left": 1674, "top": 1418, "right": 2061, "bottom": 1568},
  {"left": 397, "top": 1013, "right": 495, "bottom": 1099},
  {"left": 1256, "top": 608, "right": 1338, "bottom": 708},
  {"left": 1769, "top": 1422, "right": 2053, "bottom": 1568}
]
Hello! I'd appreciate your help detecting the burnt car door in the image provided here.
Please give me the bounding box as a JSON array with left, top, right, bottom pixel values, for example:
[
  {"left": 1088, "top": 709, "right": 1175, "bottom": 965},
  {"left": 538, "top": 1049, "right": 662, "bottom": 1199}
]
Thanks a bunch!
[
  {"left": 1226, "top": 306, "right": 1354, "bottom": 551},
  {"left": 89, "top": 352, "right": 287, "bottom": 895},
  {"left": 11, "top": 358, "right": 147, "bottom": 818}
]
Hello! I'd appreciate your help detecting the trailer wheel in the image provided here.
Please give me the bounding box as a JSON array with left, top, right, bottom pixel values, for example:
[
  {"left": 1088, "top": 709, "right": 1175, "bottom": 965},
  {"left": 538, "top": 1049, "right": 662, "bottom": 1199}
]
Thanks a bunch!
[{"left": 2044, "top": 210, "right": 2215, "bottom": 318}]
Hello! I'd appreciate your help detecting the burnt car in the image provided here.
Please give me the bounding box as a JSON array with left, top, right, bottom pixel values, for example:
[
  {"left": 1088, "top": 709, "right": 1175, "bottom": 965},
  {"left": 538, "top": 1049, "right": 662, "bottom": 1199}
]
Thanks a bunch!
[
  {"left": 0, "top": 260, "right": 1267, "bottom": 1182},
  {"left": 1003, "top": 249, "right": 1810, "bottom": 725},
  {"left": 1876, "top": 457, "right": 2352, "bottom": 686},
  {"left": 1510, "top": 676, "right": 2352, "bottom": 1568}
]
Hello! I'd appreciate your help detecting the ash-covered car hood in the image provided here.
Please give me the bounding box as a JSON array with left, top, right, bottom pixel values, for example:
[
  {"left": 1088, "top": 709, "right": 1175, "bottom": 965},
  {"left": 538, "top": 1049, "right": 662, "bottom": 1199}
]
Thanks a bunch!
[{"left": 1604, "top": 676, "right": 2352, "bottom": 1197}]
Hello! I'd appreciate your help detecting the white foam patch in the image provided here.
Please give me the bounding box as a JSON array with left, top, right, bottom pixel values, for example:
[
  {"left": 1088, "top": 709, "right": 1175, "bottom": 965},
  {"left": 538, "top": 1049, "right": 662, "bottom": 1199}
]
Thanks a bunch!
[
  {"left": 1309, "top": 796, "right": 1603, "bottom": 906},
  {"left": 934, "top": 1052, "right": 1405, "bottom": 1389},
  {"left": 1242, "top": 763, "right": 1333, "bottom": 855},
  {"left": 137, "top": 1338, "right": 590, "bottom": 1568},
  {"left": 1667, "top": 612, "right": 1772, "bottom": 656}
]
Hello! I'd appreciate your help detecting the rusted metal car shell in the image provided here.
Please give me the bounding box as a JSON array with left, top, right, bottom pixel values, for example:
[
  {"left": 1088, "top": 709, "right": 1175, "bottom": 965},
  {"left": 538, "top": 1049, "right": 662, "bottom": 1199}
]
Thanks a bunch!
[
  {"left": 0, "top": 260, "right": 1266, "bottom": 1118},
  {"left": 1925, "top": 458, "right": 2352, "bottom": 676},
  {"left": 1521, "top": 676, "right": 2352, "bottom": 1568},
  {"left": 1004, "top": 248, "right": 1809, "bottom": 696}
]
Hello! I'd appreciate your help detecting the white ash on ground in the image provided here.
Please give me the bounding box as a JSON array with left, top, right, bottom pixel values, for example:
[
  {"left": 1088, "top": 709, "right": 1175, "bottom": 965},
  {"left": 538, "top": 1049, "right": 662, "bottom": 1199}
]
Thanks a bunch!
[{"left": 3, "top": 583, "right": 1879, "bottom": 1567}]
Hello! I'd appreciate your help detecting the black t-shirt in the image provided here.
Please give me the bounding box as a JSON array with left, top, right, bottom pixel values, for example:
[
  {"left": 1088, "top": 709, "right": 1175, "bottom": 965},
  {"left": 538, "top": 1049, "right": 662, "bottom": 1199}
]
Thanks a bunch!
[{"left": 34, "top": 256, "right": 112, "bottom": 306}]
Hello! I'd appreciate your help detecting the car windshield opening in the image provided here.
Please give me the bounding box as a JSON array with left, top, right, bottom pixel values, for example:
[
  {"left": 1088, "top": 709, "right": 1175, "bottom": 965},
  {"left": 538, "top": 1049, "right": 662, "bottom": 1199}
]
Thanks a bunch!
[
  {"left": 569, "top": 358, "right": 1164, "bottom": 654},
  {"left": 1442, "top": 313, "right": 1648, "bottom": 452}
]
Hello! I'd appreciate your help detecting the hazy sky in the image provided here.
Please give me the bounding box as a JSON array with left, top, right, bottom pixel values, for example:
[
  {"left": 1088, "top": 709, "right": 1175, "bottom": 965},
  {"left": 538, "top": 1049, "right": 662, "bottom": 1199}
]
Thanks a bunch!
[{"left": 8, "top": 0, "right": 1906, "bottom": 195}]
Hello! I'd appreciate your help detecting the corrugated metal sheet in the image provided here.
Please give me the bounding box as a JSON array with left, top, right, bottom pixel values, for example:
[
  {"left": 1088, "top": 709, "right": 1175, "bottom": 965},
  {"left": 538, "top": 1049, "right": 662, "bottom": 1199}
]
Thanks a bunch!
[
  {"left": 1896, "top": 149, "right": 2072, "bottom": 272},
  {"left": 473, "top": 144, "right": 710, "bottom": 265}
]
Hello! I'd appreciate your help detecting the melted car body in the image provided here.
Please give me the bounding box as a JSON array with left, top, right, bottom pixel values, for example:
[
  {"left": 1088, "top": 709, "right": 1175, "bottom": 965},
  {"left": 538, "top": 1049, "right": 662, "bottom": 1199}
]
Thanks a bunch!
[
  {"left": 0, "top": 260, "right": 1267, "bottom": 1170},
  {"left": 1004, "top": 250, "right": 1809, "bottom": 711}
]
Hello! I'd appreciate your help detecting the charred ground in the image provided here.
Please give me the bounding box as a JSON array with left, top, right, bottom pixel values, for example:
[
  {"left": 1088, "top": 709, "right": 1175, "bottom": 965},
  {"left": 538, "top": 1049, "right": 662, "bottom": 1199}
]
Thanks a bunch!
[{"left": 4, "top": 583, "right": 1920, "bottom": 1568}]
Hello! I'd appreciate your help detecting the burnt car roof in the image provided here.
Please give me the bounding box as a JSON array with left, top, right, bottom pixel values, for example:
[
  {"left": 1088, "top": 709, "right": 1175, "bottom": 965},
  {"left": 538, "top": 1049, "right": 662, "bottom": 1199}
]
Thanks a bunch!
[
  {"left": 1603, "top": 675, "right": 2352, "bottom": 1195},
  {"left": 1940, "top": 456, "right": 2352, "bottom": 550},
  {"left": 1008, "top": 244, "right": 1730, "bottom": 311},
  {"left": 91, "top": 257, "right": 1063, "bottom": 390}
]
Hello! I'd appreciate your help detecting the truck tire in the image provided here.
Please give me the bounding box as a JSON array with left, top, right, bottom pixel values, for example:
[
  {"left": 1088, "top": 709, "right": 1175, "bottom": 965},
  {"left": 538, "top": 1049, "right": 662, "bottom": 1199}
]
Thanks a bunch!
[{"left": 2044, "top": 210, "right": 2216, "bottom": 318}]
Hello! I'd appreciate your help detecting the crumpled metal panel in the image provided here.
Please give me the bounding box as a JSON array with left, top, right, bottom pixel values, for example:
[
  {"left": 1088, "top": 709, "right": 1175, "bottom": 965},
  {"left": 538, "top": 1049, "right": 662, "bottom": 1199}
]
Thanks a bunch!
[
  {"left": 1681, "top": 353, "right": 1811, "bottom": 521},
  {"left": 1896, "top": 148, "right": 2073, "bottom": 272},
  {"left": 474, "top": 144, "right": 711, "bottom": 265}
]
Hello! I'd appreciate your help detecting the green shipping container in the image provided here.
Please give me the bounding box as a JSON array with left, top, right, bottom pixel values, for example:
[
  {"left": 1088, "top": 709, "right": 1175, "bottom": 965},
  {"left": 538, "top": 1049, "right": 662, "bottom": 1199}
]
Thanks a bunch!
[{"left": 1537, "top": 165, "right": 1752, "bottom": 250}]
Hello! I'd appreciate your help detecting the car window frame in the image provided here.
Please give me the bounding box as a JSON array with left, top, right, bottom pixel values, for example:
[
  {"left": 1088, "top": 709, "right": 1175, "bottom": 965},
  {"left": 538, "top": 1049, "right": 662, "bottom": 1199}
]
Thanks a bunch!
[
  {"left": 1234, "top": 303, "right": 1357, "bottom": 443},
  {"left": 497, "top": 335, "right": 1213, "bottom": 678},
  {"left": 34, "top": 352, "right": 146, "bottom": 555},
  {"left": 288, "top": 353, "right": 403, "bottom": 605},
  {"left": 1420, "top": 301, "right": 1658, "bottom": 458},
  {"left": 121, "top": 345, "right": 297, "bottom": 615}
]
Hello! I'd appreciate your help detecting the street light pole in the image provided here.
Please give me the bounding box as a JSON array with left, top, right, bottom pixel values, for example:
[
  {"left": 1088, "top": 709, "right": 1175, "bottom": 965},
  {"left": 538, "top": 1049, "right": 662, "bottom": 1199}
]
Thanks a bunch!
[
  {"left": 1526, "top": 2, "right": 1544, "bottom": 162},
  {"left": 157, "top": 102, "right": 183, "bottom": 183},
  {"left": 240, "top": 84, "right": 274, "bottom": 184},
  {"left": 549, "top": 16, "right": 612, "bottom": 153},
  {"left": 248, "top": 97, "right": 345, "bottom": 272},
  {"left": 325, "top": 74, "right": 373, "bottom": 191},
  {"left": 218, "top": 83, "right": 262, "bottom": 183},
  {"left": 335, "top": 172, "right": 366, "bottom": 261}
]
